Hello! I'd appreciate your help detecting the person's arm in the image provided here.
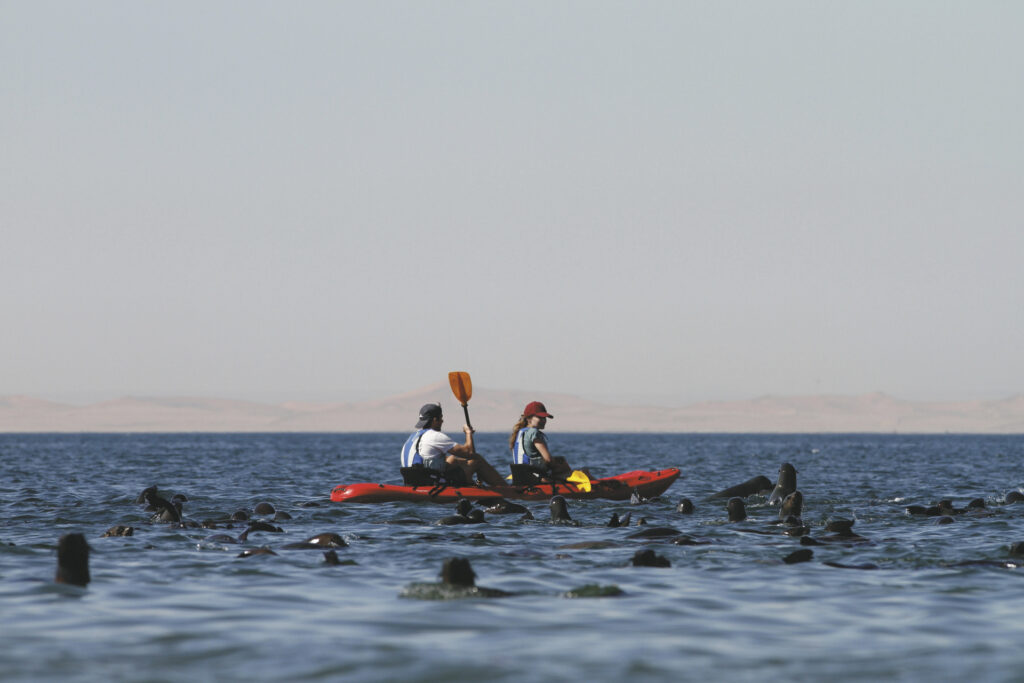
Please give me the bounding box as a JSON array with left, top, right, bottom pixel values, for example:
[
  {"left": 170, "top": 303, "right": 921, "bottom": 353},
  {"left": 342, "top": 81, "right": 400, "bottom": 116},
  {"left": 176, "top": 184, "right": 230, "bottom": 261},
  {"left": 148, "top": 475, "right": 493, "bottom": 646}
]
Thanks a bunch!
[
  {"left": 533, "top": 436, "right": 554, "bottom": 468},
  {"left": 448, "top": 425, "right": 475, "bottom": 458}
]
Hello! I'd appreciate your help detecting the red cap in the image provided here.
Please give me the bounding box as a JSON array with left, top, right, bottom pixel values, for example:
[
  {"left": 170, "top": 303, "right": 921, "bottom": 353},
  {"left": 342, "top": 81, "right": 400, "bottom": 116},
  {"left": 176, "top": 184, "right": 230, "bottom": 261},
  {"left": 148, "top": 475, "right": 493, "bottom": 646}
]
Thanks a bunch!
[{"left": 523, "top": 401, "right": 553, "bottom": 418}]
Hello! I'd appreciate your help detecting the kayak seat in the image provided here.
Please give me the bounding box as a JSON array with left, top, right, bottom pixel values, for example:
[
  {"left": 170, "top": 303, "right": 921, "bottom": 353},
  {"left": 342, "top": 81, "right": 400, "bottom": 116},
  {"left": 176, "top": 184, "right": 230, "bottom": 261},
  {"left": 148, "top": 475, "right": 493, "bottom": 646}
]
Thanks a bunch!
[
  {"left": 401, "top": 465, "right": 467, "bottom": 488},
  {"left": 509, "top": 464, "right": 551, "bottom": 486}
]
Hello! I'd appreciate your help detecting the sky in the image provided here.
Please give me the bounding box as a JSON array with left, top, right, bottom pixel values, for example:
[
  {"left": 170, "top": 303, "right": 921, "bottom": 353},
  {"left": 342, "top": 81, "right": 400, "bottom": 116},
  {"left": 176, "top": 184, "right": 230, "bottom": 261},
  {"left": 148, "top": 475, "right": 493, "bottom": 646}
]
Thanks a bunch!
[{"left": 2, "top": 2, "right": 1023, "bottom": 406}]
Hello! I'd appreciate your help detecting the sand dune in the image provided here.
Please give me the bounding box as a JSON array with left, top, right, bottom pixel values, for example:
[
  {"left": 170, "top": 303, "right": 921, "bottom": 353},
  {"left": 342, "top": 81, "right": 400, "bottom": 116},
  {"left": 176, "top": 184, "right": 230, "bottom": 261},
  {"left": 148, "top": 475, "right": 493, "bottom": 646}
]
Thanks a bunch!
[{"left": 2, "top": 385, "right": 1023, "bottom": 433}]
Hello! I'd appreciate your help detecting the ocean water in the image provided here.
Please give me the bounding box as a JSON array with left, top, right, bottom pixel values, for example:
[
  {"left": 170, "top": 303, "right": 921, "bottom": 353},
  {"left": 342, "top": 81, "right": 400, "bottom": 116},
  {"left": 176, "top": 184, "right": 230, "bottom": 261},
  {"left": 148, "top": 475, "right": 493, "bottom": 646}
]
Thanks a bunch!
[{"left": 1, "top": 432, "right": 1023, "bottom": 682}]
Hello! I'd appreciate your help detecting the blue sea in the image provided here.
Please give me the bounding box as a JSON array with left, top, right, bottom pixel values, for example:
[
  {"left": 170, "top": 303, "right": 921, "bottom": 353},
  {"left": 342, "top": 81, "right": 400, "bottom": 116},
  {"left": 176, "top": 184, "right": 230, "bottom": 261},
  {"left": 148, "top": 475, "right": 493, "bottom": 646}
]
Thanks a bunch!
[{"left": 2, "top": 433, "right": 1023, "bottom": 682}]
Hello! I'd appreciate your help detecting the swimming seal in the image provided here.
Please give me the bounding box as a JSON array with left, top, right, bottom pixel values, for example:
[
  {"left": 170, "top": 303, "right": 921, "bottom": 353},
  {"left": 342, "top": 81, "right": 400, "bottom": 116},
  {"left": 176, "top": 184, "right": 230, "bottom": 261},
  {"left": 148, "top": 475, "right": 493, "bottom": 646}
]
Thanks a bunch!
[
  {"left": 708, "top": 475, "right": 772, "bottom": 500},
  {"left": 144, "top": 489, "right": 182, "bottom": 524},
  {"left": 402, "top": 558, "right": 508, "bottom": 598},
  {"left": 727, "top": 497, "right": 747, "bottom": 522},
  {"left": 55, "top": 533, "right": 91, "bottom": 587},
  {"left": 676, "top": 498, "right": 695, "bottom": 514},
  {"left": 437, "top": 499, "right": 483, "bottom": 525},
  {"left": 282, "top": 533, "right": 348, "bottom": 550},
  {"left": 780, "top": 491, "right": 803, "bottom": 521},
  {"left": 549, "top": 496, "right": 574, "bottom": 523},
  {"left": 783, "top": 548, "right": 813, "bottom": 564},
  {"left": 631, "top": 549, "right": 670, "bottom": 567},
  {"left": 253, "top": 502, "right": 275, "bottom": 516},
  {"left": 135, "top": 485, "right": 157, "bottom": 504},
  {"left": 768, "top": 463, "right": 797, "bottom": 505},
  {"left": 607, "top": 512, "right": 633, "bottom": 527},
  {"left": 825, "top": 519, "right": 855, "bottom": 535},
  {"left": 441, "top": 557, "right": 476, "bottom": 587},
  {"left": 630, "top": 488, "right": 648, "bottom": 505},
  {"left": 819, "top": 518, "right": 868, "bottom": 543},
  {"left": 482, "top": 498, "right": 528, "bottom": 515}
]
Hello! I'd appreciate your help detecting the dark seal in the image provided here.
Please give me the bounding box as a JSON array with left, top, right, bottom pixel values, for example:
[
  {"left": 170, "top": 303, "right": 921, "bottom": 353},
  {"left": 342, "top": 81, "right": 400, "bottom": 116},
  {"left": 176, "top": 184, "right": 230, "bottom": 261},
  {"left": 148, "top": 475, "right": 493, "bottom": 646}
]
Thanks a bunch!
[
  {"left": 550, "top": 496, "right": 574, "bottom": 523},
  {"left": 779, "top": 491, "right": 803, "bottom": 521},
  {"left": 768, "top": 463, "right": 797, "bottom": 505},
  {"left": 55, "top": 533, "right": 91, "bottom": 587},
  {"left": 727, "top": 497, "right": 747, "bottom": 522},
  {"left": 708, "top": 476, "right": 772, "bottom": 500},
  {"left": 631, "top": 549, "right": 670, "bottom": 567}
]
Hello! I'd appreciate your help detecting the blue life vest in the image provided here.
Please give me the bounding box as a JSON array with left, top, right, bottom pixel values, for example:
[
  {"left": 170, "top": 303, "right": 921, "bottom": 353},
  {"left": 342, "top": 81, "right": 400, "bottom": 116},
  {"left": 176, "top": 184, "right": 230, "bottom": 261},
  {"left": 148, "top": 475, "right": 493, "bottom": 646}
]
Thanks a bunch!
[
  {"left": 511, "top": 428, "right": 530, "bottom": 465},
  {"left": 401, "top": 429, "right": 430, "bottom": 468},
  {"left": 513, "top": 428, "right": 550, "bottom": 466}
]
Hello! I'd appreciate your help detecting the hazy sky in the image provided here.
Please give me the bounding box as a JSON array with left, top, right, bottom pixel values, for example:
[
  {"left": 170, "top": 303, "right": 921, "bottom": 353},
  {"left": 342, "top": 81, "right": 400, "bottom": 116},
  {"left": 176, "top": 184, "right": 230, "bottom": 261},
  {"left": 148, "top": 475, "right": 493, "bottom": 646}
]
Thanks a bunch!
[{"left": 3, "top": 2, "right": 1022, "bottom": 405}]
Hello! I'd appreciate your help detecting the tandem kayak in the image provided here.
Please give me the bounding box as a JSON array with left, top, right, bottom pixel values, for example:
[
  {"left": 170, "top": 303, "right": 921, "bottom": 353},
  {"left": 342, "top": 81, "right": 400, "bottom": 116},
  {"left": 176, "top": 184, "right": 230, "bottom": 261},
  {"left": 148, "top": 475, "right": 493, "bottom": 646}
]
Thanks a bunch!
[{"left": 330, "top": 468, "right": 682, "bottom": 504}]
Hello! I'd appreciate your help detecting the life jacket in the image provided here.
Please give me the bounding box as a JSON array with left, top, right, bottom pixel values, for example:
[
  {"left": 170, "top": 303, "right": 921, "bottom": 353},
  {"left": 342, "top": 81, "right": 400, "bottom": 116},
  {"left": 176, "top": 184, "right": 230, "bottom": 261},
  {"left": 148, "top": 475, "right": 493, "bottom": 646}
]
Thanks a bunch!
[
  {"left": 512, "top": 428, "right": 549, "bottom": 465},
  {"left": 401, "top": 429, "right": 430, "bottom": 468}
]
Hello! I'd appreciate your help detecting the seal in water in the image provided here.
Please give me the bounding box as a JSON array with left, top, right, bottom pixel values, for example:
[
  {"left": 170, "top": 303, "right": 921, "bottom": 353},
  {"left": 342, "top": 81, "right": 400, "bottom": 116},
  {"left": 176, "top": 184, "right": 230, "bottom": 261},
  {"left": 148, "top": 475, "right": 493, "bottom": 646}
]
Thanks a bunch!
[
  {"left": 144, "top": 488, "right": 182, "bottom": 524},
  {"left": 102, "top": 525, "right": 134, "bottom": 537},
  {"left": 550, "top": 496, "right": 574, "bottom": 523},
  {"left": 135, "top": 485, "right": 157, "bottom": 504},
  {"left": 55, "top": 533, "right": 91, "bottom": 587},
  {"left": 779, "top": 491, "right": 803, "bottom": 521},
  {"left": 404, "top": 558, "right": 509, "bottom": 597},
  {"left": 768, "top": 463, "right": 797, "bottom": 505},
  {"left": 282, "top": 533, "right": 347, "bottom": 550},
  {"left": 441, "top": 557, "right": 476, "bottom": 587},
  {"left": 676, "top": 498, "right": 694, "bottom": 514},
  {"left": 607, "top": 512, "right": 633, "bottom": 527},
  {"left": 482, "top": 498, "right": 528, "bottom": 515},
  {"left": 727, "top": 497, "right": 747, "bottom": 522},
  {"left": 818, "top": 518, "right": 868, "bottom": 543},
  {"left": 253, "top": 502, "right": 276, "bottom": 516},
  {"left": 437, "top": 499, "right": 481, "bottom": 525},
  {"left": 324, "top": 550, "right": 352, "bottom": 565},
  {"left": 708, "top": 475, "right": 772, "bottom": 500},
  {"left": 631, "top": 549, "right": 670, "bottom": 567},
  {"left": 783, "top": 548, "right": 813, "bottom": 564}
]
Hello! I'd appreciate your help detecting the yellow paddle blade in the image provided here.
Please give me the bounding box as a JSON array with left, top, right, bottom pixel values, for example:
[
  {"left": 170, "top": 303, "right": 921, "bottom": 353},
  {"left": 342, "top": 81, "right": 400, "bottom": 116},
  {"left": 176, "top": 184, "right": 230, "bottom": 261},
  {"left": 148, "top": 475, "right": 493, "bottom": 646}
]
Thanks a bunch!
[
  {"left": 567, "top": 470, "right": 592, "bottom": 493},
  {"left": 448, "top": 371, "right": 472, "bottom": 405}
]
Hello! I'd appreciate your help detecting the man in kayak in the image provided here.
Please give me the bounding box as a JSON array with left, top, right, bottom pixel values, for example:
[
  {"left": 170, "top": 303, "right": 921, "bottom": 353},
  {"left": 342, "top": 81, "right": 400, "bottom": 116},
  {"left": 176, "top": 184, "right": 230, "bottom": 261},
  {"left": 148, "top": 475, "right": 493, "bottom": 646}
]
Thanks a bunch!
[{"left": 401, "top": 403, "right": 506, "bottom": 487}]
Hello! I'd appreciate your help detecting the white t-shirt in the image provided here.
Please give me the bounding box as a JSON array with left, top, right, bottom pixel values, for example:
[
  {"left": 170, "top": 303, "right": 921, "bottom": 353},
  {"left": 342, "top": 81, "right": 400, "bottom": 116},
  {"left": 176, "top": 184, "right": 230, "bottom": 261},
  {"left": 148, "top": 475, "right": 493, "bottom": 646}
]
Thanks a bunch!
[{"left": 417, "top": 430, "right": 457, "bottom": 469}]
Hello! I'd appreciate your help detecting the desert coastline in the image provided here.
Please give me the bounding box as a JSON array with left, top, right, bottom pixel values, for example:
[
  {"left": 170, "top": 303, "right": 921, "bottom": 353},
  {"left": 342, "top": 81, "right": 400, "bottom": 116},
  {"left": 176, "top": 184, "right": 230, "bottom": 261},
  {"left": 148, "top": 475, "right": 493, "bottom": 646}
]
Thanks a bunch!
[{"left": 2, "top": 386, "right": 1023, "bottom": 433}]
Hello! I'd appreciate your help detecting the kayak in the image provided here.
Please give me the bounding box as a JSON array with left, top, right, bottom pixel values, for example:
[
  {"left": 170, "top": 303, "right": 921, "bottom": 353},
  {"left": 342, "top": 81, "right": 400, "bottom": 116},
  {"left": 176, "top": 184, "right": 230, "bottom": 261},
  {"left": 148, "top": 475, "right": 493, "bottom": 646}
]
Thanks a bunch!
[{"left": 330, "top": 468, "right": 681, "bottom": 504}]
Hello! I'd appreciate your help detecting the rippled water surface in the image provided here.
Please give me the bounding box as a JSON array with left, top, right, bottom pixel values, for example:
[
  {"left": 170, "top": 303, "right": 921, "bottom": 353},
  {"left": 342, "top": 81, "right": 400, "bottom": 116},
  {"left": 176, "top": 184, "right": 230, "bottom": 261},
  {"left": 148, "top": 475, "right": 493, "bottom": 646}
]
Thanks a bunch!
[{"left": 2, "top": 433, "right": 1023, "bottom": 681}]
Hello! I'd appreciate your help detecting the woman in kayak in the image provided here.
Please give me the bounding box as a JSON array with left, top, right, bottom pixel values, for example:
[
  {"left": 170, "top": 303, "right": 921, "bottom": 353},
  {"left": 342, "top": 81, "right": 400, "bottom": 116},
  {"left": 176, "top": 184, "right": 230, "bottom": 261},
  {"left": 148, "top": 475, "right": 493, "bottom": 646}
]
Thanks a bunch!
[
  {"left": 401, "top": 403, "right": 506, "bottom": 487},
  {"left": 509, "top": 401, "right": 573, "bottom": 477}
]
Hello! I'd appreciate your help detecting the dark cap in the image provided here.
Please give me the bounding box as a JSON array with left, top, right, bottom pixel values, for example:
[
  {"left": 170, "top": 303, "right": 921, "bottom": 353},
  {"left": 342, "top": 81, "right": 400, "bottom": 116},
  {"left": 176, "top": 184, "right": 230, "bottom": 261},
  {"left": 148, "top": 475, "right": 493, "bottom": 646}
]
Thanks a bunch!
[
  {"left": 523, "top": 401, "right": 553, "bottom": 418},
  {"left": 416, "top": 403, "right": 443, "bottom": 428}
]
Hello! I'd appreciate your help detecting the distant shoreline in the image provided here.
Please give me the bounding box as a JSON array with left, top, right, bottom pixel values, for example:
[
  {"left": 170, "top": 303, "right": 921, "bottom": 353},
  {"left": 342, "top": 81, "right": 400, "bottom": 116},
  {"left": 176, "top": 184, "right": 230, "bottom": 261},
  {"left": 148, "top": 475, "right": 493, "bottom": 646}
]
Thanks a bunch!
[{"left": 3, "top": 386, "right": 1023, "bottom": 434}]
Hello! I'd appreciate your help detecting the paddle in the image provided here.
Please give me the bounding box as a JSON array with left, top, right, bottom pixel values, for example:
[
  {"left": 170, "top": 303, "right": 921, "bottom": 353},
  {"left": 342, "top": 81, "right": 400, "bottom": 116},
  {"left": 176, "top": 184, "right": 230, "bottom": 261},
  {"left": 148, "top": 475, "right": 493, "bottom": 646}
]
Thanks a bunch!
[{"left": 447, "top": 371, "right": 473, "bottom": 430}]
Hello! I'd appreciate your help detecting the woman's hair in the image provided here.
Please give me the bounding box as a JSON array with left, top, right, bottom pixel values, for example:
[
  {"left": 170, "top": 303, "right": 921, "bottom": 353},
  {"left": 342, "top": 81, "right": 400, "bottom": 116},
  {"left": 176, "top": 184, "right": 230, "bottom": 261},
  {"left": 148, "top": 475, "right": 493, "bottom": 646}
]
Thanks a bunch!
[{"left": 508, "top": 414, "right": 529, "bottom": 450}]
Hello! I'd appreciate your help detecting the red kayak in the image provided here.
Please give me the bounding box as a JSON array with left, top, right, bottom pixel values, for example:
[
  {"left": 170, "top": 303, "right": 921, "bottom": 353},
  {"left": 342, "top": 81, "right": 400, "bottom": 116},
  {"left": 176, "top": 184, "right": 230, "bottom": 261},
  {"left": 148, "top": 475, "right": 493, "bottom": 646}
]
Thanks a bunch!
[{"left": 330, "top": 468, "right": 681, "bottom": 504}]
